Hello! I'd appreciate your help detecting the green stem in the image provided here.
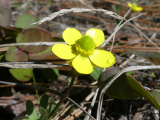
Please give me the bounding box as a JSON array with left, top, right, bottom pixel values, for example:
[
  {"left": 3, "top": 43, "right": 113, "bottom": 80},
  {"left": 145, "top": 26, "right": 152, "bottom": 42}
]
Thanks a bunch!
[
  {"left": 48, "top": 70, "right": 77, "bottom": 119},
  {"left": 32, "top": 71, "right": 40, "bottom": 103}
]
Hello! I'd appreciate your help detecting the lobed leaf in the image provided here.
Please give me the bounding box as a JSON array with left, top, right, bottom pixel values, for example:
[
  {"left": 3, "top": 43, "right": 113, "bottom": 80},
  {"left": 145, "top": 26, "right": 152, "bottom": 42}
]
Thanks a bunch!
[
  {"left": 39, "top": 94, "right": 49, "bottom": 110},
  {"left": 41, "top": 69, "right": 58, "bottom": 81},
  {"left": 16, "top": 28, "right": 52, "bottom": 53},
  {"left": 0, "top": 26, "right": 22, "bottom": 41},
  {"left": 9, "top": 68, "right": 33, "bottom": 82},
  {"left": 26, "top": 100, "right": 38, "bottom": 120},
  {"left": 90, "top": 67, "right": 103, "bottom": 80},
  {"left": 15, "top": 14, "right": 38, "bottom": 29},
  {"left": 38, "top": 107, "right": 49, "bottom": 120},
  {"left": 5, "top": 46, "right": 28, "bottom": 62},
  {"left": 98, "top": 67, "right": 160, "bottom": 110},
  {"left": 129, "top": 50, "right": 160, "bottom": 65}
]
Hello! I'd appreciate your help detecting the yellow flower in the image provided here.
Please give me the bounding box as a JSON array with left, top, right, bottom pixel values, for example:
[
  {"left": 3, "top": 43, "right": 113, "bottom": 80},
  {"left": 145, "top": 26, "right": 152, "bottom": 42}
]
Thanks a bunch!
[
  {"left": 52, "top": 28, "right": 116, "bottom": 74},
  {"left": 128, "top": 3, "right": 143, "bottom": 12}
]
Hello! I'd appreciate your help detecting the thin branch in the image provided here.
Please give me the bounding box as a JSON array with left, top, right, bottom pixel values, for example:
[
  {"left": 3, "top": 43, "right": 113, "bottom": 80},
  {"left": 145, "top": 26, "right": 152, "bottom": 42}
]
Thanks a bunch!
[
  {"left": 84, "top": 88, "right": 99, "bottom": 120},
  {"left": 0, "top": 62, "right": 67, "bottom": 68},
  {"left": 0, "top": 42, "right": 65, "bottom": 48},
  {"left": 101, "top": 12, "right": 146, "bottom": 47},
  {"left": 0, "top": 83, "right": 97, "bottom": 88},
  {"left": 101, "top": 12, "right": 160, "bottom": 50},
  {"left": 110, "top": 8, "right": 132, "bottom": 52}
]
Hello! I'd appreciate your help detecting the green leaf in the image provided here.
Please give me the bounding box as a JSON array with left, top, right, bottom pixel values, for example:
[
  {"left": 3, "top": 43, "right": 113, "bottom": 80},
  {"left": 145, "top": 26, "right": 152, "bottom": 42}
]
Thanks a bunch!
[
  {"left": 0, "top": 0, "right": 11, "bottom": 26},
  {"left": 90, "top": 67, "right": 103, "bottom": 80},
  {"left": 67, "top": 78, "right": 77, "bottom": 85},
  {"left": 150, "top": 89, "right": 160, "bottom": 104},
  {"left": 38, "top": 107, "right": 49, "bottom": 120},
  {"left": 0, "top": 51, "right": 5, "bottom": 61},
  {"left": 39, "top": 94, "right": 49, "bottom": 110},
  {"left": 99, "top": 67, "right": 140, "bottom": 99},
  {"left": 5, "top": 46, "right": 28, "bottom": 62},
  {"left": 28, "top": 46, "right": 66, "bottom": 66},
  {"left": 9, "top": 69, "right": 33, "bottom": 81},
  {"left": 47, "top": 102, "right": 56, "bottom": 114},
  {"left": 26, "top": 100, "right": 38, "bottom": 120},
  {"left": 98, "top": 67, "right": 160, "bottom": 110},
  {"left": 16, "top": 28, "right": 52, "bottom": 53},
  {"left": 29, "top": 47, "right": 60, "bottom": 61},
  {"left": 0, "top": 26, "right": 22, "bottom": 41},
  {"left": 41, "top": 69, "right": 59, "bottom": 81},
  {"left": 129, "top": 50, "right": 160, "bottom": 65},
  {"left": 53, "top": 37, "right": 64, "bottom": 42},
  {"left": 98, "top": 67, "right": 121, "bottom": 88},
  {"left": 15, "top": 14, "right": 38, "bottom": 29},
  {"left": 151, "top": 72, "right": 156, "bottom": 78}
]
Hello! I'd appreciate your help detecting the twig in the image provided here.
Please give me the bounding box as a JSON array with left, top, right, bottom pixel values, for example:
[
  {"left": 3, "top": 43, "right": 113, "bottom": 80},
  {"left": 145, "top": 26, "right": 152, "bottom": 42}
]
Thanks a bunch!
[
  {"left": 0, "top": 83, "right": 97, "bottom": 88},
  {"left": 52, "top": 101, "right": 70, "bottom": 120},
  {"left": 97, "top": 65, "right": 160, "bottom": 120},
  {"left": 67, "top": 98, "right": 96, "bottom": 120},
  {"left": 102, "top": 12, "right": 160, "bottom": 51},
  {"left": 0, "top": 62, "right": 67, "bottom": 68},
  {"left": 0, "top": 42, "right": 65, "bottom": 48},
  {"left": 101, "top": 12, "right": 146, "bottom": 47},
  {"left": 119, "top": 54, "right": 135, "bottom": 68},
  {"left": 84, "top": 88, "right": 99, "bottom": 120},
  {"left": 64, "top": 107, "right": 87, "bottom": 120},
  {"left": 110, "top": 7, "right": 132, "bottom": 52}
]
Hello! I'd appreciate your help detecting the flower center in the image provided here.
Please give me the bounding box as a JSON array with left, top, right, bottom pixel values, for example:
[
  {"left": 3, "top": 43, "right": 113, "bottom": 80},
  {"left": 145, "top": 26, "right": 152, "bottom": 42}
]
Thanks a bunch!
[{"left": 75, "top": 35, "right": 95, "bottom": 55}]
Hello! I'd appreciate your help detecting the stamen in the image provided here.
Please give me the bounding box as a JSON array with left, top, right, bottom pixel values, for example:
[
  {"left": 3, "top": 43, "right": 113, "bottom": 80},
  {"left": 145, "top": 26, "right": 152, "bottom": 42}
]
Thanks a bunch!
[{"left": 75, "top": 35, "right": 95, "bottom": 55}]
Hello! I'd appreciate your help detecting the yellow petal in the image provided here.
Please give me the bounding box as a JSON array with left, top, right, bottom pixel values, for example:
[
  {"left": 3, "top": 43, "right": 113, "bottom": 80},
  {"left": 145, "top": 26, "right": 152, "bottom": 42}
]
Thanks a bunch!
[
  {"left": 89, "top": 49, "right": 116, "bottom": 68},
  {"left": 128, "top": 3, "right": 132, "bottom": 8},
  {"left": 86, "top": 28, "right": 105, "bottom": 47},
  {"left": 72, "top": 54, "right": 93, "bottom": 74},
  {"left": 52, "top": 44, "right": 77, "bottom": 59},
  {"left": 63, "top": 28, "right": 82, "bottom": 45},
  {"left": 135, "top": 7, "right": 143, "bottom": 11}
]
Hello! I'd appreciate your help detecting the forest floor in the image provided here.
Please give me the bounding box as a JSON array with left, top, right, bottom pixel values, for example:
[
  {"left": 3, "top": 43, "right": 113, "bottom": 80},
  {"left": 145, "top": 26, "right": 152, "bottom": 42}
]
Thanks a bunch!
[{"left": 0, "top": 0, "right": 160, "bottom": 120}]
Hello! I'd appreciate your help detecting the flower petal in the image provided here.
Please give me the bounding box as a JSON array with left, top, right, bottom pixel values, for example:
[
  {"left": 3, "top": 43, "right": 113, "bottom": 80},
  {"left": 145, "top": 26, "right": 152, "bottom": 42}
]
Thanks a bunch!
[
  {"left": 52, "top": 44, "right": 77, "bottom": 59},
  {"left": 128, "top": 3, "right": 132, "bottom": 8},
  {"left": 89, "top": 50, "right": 116, "bottom": 67},
  {"left": 135, "top": 7, "right": 143, "bottom": 11},
  {"left": 63, "top": 28, "right": 82, "bottom": 45},
  {"left": 86, "top": 28, "right": 105, "bottom": 47},
  {"left": 72, "top": 54, "right": 93, "bottom": 74}
]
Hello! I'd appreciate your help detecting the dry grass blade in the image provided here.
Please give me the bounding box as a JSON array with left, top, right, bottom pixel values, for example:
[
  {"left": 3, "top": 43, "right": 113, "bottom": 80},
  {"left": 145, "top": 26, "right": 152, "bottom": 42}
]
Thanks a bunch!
[
  {"left": 109, "top": 8, "right": 132, "bottom": 52},
  {"left": 32, "top": 8, "right": 122, "bottom": 25},
  {"left": 101, "top": 12, "right": 146, "bottom": 47}
]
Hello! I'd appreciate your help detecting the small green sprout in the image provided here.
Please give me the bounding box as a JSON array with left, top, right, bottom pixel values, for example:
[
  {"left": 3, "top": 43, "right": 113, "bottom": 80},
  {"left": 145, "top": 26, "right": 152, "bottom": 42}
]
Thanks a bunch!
[
  {"left": 52, "top": 28, "right": 116, "bottom": 74},
  {"left": 128, "top": 3, "right": 143, "bottom": 12}
]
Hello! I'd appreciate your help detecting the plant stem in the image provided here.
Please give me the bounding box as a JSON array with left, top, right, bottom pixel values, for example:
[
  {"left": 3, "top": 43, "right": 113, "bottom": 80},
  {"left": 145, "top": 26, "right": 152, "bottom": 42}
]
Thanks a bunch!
[
  {"left": 32, "top": 71, "right": 40, "bottom": 103},
  {"left": 48, "top": 70, "right": 77, "bottom": 119}
]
